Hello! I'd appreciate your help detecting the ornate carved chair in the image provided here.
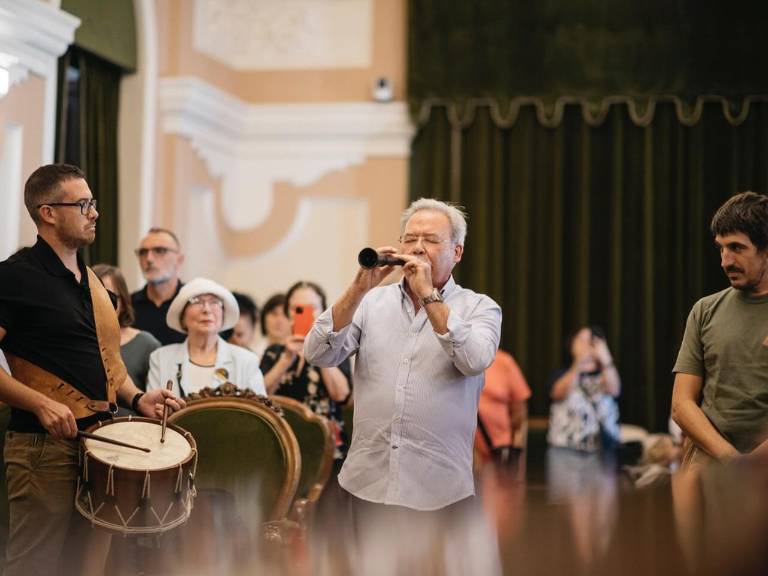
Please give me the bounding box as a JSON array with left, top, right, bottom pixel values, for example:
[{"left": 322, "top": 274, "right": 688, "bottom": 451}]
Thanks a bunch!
[
  {"left": 153, "top": 384, "right": 301, "bottom": 571},
  {"left": 270, "top": 395, "right": 334, "bottom": 522}
]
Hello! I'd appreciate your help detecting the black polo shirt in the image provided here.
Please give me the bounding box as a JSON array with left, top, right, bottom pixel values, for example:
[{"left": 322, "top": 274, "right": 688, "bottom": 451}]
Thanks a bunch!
[
  {"left": 131, "top": 281, "right": 185, "bottom": 345},
  {"left": 0, "top": 236, "right": 111, "bottom": 432}
]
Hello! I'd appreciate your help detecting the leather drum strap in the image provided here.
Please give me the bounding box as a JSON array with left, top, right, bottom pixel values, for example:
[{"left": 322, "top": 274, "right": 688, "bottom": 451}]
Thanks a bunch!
[
  {"left": 4, "top": 267, "right": 129, "bottom": 419},
  {"left": 5, "top": 354, "right": 112, "bottom": 419},
  {"left": 86, "top": 267, "right": 127, "bottom": 405}
]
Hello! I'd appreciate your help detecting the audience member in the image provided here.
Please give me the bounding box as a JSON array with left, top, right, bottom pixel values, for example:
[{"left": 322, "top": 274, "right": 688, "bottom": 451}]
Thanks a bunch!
[
  {"left": 93, "top": 264, "right": 160, "bottom": 391},
  {"left": 260, "top": 281, "right": 351, "bottom": 460},
  {"left": 475, "top": 349, "right": 531, "bottom": 467},
  {"left": 147, "top": 278, "right": 265, "bottom": 396},
  {"left": 226, "top": 291, "right": 259, "bottom": 351},
  {"left": 131, "top": 227, "right": 185, "bottom": 345},
  {"left": 624, "top": 434, "right": 682, "bottom": 489},
  {"left": 253, "top": 293, "right": 291, "bottom": 359},
  {"left": 548, "top": 326, "right": 621, "bottom": 453}
]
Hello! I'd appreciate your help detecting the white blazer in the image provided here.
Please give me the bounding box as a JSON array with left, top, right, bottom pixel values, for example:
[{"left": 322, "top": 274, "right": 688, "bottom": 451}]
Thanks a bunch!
[{"left": 147, "top": 337, "right": 265, "bottom": 397}]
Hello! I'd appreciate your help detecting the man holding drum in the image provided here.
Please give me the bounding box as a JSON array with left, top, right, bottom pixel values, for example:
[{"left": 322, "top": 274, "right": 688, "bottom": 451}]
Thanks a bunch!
[{"left": 0, "top": 164, "right": 185, "bottom": 575}]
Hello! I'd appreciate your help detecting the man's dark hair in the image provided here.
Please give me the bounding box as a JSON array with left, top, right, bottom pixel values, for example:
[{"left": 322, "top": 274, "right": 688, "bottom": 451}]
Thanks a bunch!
[
  {"left": 233, "top": 292, "right": 258, "bottom": 326},
  {"left": 24, "top": 164, "right": 86, "bottom": 224},
  {"left": 147, "top": 227, "right": 181, "bottom": 249},
  {"left": 711, "top": 191, "right": 768, "bottom": 251},
  {"left": 260, "top": 293, "right": 286, "bottom": 336}
]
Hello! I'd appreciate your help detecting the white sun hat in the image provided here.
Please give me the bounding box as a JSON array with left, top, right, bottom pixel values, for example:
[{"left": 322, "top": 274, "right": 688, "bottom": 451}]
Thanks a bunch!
[{"left": 166, "top": 277, "right": 239, "bottom": 334}]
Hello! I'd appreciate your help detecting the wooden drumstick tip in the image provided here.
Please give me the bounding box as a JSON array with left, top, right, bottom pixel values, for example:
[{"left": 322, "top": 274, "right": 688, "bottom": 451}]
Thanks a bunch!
[{"left": 161, "top": 379, "right": 173, "bottom": 444}]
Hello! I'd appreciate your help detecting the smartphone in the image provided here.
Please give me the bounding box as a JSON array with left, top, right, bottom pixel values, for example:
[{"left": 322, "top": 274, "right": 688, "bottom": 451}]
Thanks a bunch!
[{"left": 292, "top": 305, "right": 315, "bottom": 337}]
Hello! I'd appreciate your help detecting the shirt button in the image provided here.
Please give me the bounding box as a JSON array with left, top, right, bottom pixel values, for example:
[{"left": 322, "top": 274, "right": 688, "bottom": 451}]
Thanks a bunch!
[{"left": 403, "top": 358, "right": 409, "bottom": 364}]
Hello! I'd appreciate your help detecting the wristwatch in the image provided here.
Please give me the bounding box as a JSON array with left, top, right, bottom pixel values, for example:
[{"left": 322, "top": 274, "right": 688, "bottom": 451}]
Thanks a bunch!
[
  {"left": 131, "top": 392, "right": 145, "bottom": 413},
  {"left": 419, "top": 288, "right": 443, "bottom": 307}
]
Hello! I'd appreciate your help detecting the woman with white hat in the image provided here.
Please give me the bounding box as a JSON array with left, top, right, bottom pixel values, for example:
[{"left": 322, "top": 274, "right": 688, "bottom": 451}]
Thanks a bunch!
[{"left": 147, "top": 278, "right": 266, "bottom": 397}]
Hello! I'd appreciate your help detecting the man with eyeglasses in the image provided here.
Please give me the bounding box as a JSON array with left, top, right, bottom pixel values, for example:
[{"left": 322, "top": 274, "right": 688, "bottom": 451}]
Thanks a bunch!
[
  {"left": 131, "top": 227, "right": 186, "bottom": 345},
  {"left": 305, "top": 198, "right": 501, "bottom": 529},
  {"left": 0, "top": 164, "right": 185, "bottom": 575}
]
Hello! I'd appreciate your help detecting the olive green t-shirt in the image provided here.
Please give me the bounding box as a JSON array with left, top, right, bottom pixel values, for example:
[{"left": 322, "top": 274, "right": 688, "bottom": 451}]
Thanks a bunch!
[{"left": 673, "top": 287, "right": 768, "bottom": 453}]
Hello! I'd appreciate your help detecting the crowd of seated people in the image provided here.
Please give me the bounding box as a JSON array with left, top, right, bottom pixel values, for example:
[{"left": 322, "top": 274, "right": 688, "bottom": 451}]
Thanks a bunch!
[{"left": 100, "top": 231, "right": 353, "bottom": 470}]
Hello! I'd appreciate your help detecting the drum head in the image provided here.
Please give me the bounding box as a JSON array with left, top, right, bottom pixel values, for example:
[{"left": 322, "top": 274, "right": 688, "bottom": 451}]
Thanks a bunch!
[{"left": 84, "top": 420, "right": 192, "bottom": 471}]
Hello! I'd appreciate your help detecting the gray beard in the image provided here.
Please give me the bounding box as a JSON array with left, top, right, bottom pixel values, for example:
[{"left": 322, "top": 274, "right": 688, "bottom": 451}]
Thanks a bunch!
[{"left": 146, "top": 274, "right": 173, "bottom": 286}]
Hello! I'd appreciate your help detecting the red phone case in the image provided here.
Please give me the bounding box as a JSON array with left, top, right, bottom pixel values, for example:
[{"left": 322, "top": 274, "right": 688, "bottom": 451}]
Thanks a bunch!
[{"left": 293, "top": 307, "right": 315, "bottom": 337}]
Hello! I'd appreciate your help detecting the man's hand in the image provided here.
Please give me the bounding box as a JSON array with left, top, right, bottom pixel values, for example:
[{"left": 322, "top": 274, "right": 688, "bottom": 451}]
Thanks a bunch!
[
  {"left": 139, "top": 388, "right": 186, "bottom": 419},
  {"left": 34, "top": 398, "right": 78, "bottom": 439},
  {"left": 352, "top": 246, "right": 400, "bottom": 294},
  {"left": 332, "top": 246, "right": 400, "bottom": 333},
  {"left": 399, "top": 253, "right": 434, "bottom": 300}
]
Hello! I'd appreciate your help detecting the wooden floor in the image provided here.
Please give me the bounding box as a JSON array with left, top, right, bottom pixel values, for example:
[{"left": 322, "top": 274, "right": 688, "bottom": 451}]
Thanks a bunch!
[{"left": 10, "top": 428, "right": 768, "bottom": 576}]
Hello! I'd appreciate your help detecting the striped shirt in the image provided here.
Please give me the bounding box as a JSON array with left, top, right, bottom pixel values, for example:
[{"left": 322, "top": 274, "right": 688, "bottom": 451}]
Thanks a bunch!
[{"left": 304, "top": 276, "right": 501, "bottom": 510}]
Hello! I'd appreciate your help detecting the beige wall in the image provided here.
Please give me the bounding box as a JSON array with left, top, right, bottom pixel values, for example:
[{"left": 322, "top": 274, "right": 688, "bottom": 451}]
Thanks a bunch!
[
  {"left": 142, "top": 0, "right": 412, "bottom": 320},
  {"left": 0, "top": 75, "right": 47, "bottom": 257},
  {"left": 157, "top": 0, "right": 406, "bottom": 103}
]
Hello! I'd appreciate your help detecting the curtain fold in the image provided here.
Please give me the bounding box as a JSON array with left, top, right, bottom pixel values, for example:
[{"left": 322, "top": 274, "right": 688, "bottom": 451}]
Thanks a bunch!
[
  {"left": 55, "top": 48, "right": 121, "bottom": 265},
  {"left": 411, "top": 102, "right": 768, "bottom": 429}
]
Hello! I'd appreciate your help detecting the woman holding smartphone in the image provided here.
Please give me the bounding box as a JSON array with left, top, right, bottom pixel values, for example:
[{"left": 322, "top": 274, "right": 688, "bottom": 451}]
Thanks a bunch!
[
  {"left": 547, "top": 326, "right": 621, "bottom": 453},
  {"left": 260, "top": 280, "right": 352, "bottom": 460}
]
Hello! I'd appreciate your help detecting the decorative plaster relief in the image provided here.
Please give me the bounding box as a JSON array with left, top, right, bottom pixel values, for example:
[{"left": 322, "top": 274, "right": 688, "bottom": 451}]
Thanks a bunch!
[
  {"left": 193, "top": 0, "right": 372, "bottom": 70},
  {"left": 159, "top": 76, "right": 412, "bottom": 256}
]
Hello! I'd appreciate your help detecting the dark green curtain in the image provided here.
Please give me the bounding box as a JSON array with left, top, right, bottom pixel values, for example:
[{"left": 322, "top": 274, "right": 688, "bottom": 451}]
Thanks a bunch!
[
  {"left": 411, "top": 102, "right": 768, "bottom": 430},
  {"left": 409, "top": 0, "right": 768, "bottom": 430},
  {"left": 55, "top": 47, "right": 121, "bottom": 265},
  {"left": 409, "top": 0, "right": 768, "bottom": 116}
]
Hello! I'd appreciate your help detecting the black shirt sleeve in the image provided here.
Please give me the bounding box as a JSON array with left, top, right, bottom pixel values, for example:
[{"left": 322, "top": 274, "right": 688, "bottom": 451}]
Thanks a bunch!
[{"left": 0, "top": 262, "right": 19, "bottom": 332}]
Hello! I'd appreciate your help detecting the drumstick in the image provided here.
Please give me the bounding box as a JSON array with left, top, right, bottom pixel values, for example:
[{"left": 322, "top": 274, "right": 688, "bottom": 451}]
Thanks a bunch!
[
  {"left": 160, "top": 379, "right": 173, "bottom": 444},
  {"left": 78, "top": 431, "right": 151, "bottom": 453}
]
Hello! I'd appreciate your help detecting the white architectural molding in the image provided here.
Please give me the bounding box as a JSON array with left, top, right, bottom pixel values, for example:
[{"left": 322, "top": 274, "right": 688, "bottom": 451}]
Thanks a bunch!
[
  {"left": 160, "top": 76, "right": 413, "bottom": 177},
  {"left": 0, "top": 0, "right": 79, "bottom": 163},
  {"left": 158, "top": 75, "right": 414, "bottom": 248}
]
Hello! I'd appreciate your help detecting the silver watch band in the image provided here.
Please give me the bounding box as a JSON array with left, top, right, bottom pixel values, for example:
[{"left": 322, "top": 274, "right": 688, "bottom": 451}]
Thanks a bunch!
[{"left": 420, "top": 288, "right": 443, "bottom": 307}]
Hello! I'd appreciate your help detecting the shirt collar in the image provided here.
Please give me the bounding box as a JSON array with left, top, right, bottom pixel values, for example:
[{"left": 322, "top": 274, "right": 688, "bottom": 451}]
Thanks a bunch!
[
  {"left": 398, "top": 274, "right": 457, "bottom": 299},
  {"left": 30, "top": 235, "right": 87, "bottom": 280}
]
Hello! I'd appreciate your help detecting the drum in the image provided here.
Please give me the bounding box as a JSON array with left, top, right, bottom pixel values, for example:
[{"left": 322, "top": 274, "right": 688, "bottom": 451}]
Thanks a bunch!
[{"left": 75, "top": 416, "right": 198, "bottom": 535}]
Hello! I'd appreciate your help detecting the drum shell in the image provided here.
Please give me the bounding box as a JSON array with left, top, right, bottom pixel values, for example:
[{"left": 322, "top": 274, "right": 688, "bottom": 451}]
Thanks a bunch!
[{"left": 75, "top": 417, "right": 198, "bottom": 536}]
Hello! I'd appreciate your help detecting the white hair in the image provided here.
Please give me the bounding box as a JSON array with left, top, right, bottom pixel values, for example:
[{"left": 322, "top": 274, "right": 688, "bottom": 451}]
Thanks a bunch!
[{"left": 399, "top": 198, "right": 468, "bottom": 245}]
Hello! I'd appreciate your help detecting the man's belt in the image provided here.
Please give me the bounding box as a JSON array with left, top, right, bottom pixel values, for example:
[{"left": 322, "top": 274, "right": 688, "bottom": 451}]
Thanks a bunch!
[{"left": 5, "top": 354, "right": 115, "bottom": 419}]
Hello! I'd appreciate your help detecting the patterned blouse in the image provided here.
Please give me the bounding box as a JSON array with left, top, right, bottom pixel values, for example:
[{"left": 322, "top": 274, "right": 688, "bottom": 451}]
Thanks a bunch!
[
  {"left": 260, "top": 344, "right": 352, "bottom": 460},
  {"left": 547, "top": 368, "right": 620, "bottom": 452}
]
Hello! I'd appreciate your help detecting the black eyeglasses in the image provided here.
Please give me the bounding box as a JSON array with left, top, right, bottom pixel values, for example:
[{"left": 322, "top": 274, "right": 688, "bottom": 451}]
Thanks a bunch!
[
  {"left": 134, "top": 246, "right": 179, "bottom": 258},
  {"left": 37, "top": 198, "right": 97, "bottom": 216}
]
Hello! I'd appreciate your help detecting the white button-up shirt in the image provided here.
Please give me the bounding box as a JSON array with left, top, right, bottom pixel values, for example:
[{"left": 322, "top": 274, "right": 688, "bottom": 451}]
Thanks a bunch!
[{"left": 304, "top": 276, "right": 501, "bottom": 510}]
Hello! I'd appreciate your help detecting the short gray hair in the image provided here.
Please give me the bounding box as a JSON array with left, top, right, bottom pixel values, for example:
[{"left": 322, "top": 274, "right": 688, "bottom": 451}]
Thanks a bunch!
[{"left": 399, "top": 198, "right": 468, "bottom": 245}]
